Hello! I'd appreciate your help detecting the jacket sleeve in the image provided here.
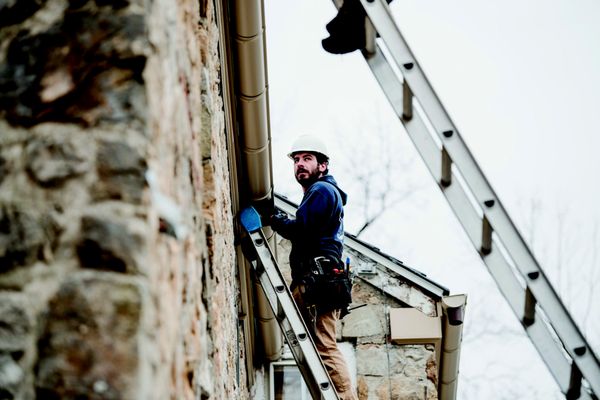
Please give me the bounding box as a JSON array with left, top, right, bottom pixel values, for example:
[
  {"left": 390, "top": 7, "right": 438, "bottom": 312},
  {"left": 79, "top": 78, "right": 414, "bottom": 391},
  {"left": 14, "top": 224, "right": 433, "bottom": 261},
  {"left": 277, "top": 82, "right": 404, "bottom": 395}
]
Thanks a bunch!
[
  {"left": 270, "top": 212, "right": 297, "bottom": 240},
  {"left": 271, "top": 188, "right": 332, "bottom": 239}
]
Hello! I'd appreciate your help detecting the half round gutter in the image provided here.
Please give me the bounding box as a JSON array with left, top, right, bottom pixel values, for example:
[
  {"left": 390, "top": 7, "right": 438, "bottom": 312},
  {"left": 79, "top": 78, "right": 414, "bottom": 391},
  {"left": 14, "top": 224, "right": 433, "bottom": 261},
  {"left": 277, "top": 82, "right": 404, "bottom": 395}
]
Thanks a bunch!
[
  {"left": 232, "top": 0, "right": 283, "bottom": 361},
  {"left": 440, "top": 294, "right": 467, "bottom": 400}
]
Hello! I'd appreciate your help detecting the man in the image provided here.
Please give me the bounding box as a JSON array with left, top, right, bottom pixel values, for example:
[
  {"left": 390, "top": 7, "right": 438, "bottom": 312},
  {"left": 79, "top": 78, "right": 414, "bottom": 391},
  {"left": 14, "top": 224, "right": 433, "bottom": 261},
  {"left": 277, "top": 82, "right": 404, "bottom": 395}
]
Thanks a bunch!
[{"left": 269, "top": 135, "right": 357, "bottom": 400}]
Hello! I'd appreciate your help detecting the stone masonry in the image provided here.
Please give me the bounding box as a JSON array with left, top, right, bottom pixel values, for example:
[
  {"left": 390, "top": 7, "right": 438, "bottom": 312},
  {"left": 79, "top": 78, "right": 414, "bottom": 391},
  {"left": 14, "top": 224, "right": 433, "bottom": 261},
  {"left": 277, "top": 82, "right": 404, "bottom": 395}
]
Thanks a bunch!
[
  {"left": 348, "top": 283, "right": 438, "bottom": 400},
  {"left": 0, "top": 0, "right": 245, "bottom": 399}
]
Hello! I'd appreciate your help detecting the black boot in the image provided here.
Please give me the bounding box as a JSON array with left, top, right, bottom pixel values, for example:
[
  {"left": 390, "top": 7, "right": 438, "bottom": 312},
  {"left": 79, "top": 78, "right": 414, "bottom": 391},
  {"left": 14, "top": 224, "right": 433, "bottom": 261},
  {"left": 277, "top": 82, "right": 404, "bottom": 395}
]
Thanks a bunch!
[
  {"left": 321, "top": 30, "right": 365, "bottom": 54},
  {"left": 325, "top": 0, "right": 362, "bottom": 33},
  {"left": 322, "top": 0, "right": 366, "bottom": 54}
]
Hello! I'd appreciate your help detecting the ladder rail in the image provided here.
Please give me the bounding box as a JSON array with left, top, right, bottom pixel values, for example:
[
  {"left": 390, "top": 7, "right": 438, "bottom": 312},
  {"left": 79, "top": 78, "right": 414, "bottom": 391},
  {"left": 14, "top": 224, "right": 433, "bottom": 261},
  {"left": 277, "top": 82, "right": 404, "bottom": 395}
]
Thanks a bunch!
[
  {"left": 357, "top": 0, "right": 600, "bottom": 396},
  {"left": 240, "top": 208, "right": 339, "bottom": 400}
]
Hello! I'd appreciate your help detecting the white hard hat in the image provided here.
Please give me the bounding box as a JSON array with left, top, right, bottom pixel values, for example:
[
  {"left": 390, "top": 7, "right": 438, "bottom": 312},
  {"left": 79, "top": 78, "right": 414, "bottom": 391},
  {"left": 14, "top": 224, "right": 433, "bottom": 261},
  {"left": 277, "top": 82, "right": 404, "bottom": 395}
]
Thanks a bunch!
[{"left": 287, "top": 134, "right": 329, "bottom": 159}]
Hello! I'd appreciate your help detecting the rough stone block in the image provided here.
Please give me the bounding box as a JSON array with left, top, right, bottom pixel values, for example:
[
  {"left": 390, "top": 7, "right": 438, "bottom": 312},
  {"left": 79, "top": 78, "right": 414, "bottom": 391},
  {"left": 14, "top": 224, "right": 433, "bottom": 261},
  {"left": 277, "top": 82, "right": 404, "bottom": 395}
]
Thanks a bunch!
[
  {"left": 349, "top": 278, "right": 402, "bottom": 308},
  {"left": 341, "top": 304, "right": 385, "bottom": 339},
  {"left": 35, "top": 273, "right": 143, "bottom": 399},
  {"left": 86, "top": 0, "right": 131, "bottom": 10},
  {"left": 93, "top": 140, "right": 147, "bottom": 203},
  {"left": 76, "top": 215, "right": 143, "bottom": 273},
  {"left": 425, "top": 348, "right": 437, "bottom": 385},
  {"left": 387, "top": 347, "right": 410, "bottom": 376},
  {"left": 0, "top": 204, "right": 60, "bottom": 271},
  {"left": 0, "top": 292, "right": 32, "bottom": 353},
  {"left": 0, "top": 0, "right": 45, "bottom": 28},
  {"left": 0, "top": 4, "right": 148, "bottom": 127},
  {"left": 349, "top": 280, "right": 383, "bottom": 305},
  {"left": 97, "top": 140, "right": 146, "bottom": 176},
  {"left": 402, "top": 345, "right": 430, "bottom": 362},
  {"left": 0, "top": 155, "right": 7, "bottom": 186},
  {"left": 357, "top": 375, "right": 389, "bottom": 400},
  {"left": 25, "top": 135, "right": 90, "bottom": 187},
  {"left": 0, "top": 353, "right": 25, "bottom": 400},
  {"left": 356, "top": 344, "right": 389, "bottom": 377},
  {"left": 389, "top": 345, "right": 435, "bottom": 378},
  {"left": 356, "top": 374, "right": 369, "bottom": 399},
  {"left": 0, "top": 293, "right": 33, "bottom": 399},
  {"left": 390, "top": 375, "right": 437, "bottom": 400}
]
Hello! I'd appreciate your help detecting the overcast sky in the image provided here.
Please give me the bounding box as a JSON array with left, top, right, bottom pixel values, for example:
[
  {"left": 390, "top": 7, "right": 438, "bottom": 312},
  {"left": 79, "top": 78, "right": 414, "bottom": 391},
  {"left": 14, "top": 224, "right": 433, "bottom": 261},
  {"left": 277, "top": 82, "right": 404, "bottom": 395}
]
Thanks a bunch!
[{"left": 264, "top": 0, "right": 600, "bottom": 398}]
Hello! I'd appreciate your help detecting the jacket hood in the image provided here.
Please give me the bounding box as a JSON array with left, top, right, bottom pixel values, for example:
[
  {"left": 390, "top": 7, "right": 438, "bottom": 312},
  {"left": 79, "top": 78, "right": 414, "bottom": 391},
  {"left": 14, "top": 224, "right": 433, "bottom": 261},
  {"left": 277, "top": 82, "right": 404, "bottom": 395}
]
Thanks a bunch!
[{"left": 319, "top": 174, "right": 348, "bottom": 206}]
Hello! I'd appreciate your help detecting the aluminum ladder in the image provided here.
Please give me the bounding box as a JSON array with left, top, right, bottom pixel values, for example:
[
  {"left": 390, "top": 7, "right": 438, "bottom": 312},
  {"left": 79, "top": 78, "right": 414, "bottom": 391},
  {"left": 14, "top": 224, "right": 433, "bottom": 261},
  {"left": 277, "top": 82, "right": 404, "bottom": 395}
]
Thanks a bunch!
[
  {"left": 240, "top": 207, "right": 339, "bottom": 400},
  {"left": 344, "top": 0, "right": 600, "bottom": 398}
]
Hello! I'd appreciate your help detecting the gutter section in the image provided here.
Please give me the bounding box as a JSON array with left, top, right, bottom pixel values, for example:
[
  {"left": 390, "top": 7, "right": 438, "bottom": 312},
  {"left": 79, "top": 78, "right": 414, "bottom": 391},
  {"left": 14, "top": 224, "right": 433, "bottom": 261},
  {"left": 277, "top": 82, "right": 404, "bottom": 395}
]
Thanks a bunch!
[
  {"left": 231, "top": 0, "right": 283, "bottom": 361},
  {"left": 215, "top": 0, "right": 257, "bottom": 385},
  {"left": 440, "top": 294, "right": 467, "bottom": 400}
]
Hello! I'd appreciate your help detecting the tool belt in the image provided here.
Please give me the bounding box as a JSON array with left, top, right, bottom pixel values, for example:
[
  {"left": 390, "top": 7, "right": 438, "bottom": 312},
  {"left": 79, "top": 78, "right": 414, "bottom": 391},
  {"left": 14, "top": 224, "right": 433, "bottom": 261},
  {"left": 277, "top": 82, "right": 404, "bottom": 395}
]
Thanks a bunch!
[{"left": 297, "top": 256, "right": 353, "bottom": 315}]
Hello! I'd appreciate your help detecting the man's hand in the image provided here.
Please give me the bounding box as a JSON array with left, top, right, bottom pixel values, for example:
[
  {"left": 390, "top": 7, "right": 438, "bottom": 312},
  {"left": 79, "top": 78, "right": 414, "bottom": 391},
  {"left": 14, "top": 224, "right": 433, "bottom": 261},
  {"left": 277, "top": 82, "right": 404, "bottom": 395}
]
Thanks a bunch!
[
  {"left": 257, "top": 210, "right": 285, "bottom": 227},
  {"left": 269, "top": 211, "right": 288, "bottom": 231},
  {"left": 259, "top": 213, "right": 272, "bottom": 228}
]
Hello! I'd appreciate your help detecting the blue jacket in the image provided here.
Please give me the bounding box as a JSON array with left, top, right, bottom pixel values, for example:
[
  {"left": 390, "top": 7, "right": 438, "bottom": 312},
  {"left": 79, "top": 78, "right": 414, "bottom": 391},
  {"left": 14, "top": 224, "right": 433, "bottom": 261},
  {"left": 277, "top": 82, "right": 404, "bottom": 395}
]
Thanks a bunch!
[{"left": 272, "top": 175, "right": 348, "bottom": 284}]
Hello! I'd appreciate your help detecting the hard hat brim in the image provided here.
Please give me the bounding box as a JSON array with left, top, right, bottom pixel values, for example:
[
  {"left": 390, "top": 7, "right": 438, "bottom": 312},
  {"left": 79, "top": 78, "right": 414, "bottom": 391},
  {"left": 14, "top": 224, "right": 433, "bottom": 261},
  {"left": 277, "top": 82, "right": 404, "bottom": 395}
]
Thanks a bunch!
[{"left": 287, "top": 150, "right": 328, "bottom": 160}]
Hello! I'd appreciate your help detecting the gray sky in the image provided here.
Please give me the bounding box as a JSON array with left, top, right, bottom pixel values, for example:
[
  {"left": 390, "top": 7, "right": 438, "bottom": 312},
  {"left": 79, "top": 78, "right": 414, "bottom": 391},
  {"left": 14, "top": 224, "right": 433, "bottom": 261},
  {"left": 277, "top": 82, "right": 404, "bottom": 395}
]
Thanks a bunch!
[{"left": 265, "top": 0, "right": 600, "bottom": 398}]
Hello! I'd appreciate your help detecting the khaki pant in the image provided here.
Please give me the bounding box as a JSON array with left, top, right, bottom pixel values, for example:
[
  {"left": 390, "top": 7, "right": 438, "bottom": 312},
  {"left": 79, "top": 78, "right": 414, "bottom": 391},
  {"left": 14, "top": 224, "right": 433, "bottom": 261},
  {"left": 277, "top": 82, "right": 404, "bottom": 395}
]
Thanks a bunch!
[{"left": 293, "top": 287, "right": 358, "bottom": 400}]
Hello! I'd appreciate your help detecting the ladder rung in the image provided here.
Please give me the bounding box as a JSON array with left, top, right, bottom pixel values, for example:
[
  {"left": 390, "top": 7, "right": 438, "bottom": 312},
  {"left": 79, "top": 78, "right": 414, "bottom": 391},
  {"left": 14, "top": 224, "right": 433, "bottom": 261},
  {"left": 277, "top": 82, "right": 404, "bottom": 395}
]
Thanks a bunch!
[
  {"left": 523, "top": 286, "right": 537, "bottom": 327},
  {"left": 480, "top": 215, "right": 492, "bottom": 255},
  {"left": 440, "top": 147, "right": 452, "bottom": 187},
  {"left": 567, "top": 363, "right": 583, "bottom": 400},
  {"left": 365, "top": 17, "right": 376, "bottom": 55},
  {"left": 402, "top": 80, "right": 413, "bottom": 121}
]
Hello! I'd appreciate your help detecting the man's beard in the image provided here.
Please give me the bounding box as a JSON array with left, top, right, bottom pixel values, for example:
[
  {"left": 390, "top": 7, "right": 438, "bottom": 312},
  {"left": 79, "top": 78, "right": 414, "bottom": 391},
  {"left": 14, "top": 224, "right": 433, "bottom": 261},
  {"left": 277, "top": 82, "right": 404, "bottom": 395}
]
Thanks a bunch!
[{"left": 295, "top": 167, "right": 321, "bottom": 187}]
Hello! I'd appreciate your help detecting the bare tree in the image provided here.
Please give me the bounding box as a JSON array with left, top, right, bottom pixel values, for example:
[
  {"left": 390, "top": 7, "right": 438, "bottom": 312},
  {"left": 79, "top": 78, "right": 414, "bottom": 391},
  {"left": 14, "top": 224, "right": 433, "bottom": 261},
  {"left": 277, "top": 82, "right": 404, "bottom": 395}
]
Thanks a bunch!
[
  {"left": 517, "top": 198, "right": 600, "bottom": 359},
  {"left": 581, "top": 222, "right": 599, "bottom": 330},
  {"left": 332, "top": 110, "right": 425, "bottom": 237}
]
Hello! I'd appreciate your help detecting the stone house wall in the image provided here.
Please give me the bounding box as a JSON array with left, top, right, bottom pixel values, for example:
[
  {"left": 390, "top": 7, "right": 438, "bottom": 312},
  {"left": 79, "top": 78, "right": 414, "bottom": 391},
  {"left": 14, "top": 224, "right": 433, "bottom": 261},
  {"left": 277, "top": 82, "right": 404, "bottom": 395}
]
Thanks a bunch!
[{"left": 0, "top": 0, "right": 246, "bottom": 399}]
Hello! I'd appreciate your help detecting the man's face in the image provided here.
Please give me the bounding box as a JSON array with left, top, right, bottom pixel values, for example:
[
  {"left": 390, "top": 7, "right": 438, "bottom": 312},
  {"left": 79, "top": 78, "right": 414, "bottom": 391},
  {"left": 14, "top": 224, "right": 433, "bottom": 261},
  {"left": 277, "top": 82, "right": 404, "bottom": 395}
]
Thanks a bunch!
[{"left": 293, "top": 152, "right": 326, "bottom": 186}]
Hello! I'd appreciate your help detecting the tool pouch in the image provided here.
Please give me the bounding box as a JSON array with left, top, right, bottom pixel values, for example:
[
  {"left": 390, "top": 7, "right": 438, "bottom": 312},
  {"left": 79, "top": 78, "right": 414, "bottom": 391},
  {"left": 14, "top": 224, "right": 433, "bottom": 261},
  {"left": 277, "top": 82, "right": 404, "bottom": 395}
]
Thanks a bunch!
[{"left": 300, "top": 257, "right": 352, "bottom": 315}]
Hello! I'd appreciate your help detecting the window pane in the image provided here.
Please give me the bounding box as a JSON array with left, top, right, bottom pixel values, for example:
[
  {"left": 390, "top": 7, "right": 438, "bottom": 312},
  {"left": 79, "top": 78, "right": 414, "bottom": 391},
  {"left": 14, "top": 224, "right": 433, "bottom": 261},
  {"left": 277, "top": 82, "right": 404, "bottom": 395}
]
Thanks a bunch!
[{"left": 273, "top": 365, "right": 309, "bottom": 400}]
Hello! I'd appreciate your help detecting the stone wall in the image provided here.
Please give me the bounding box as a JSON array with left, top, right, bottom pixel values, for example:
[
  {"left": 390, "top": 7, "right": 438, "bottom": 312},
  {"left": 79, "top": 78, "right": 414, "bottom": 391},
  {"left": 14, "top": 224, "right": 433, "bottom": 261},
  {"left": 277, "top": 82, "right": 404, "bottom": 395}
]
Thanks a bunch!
[
  {"left": 0, "top": 0, "right": 245, "bottom": 399},
  {"left": 348, "top": 284, "right": 438, "bottom": 400}
]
